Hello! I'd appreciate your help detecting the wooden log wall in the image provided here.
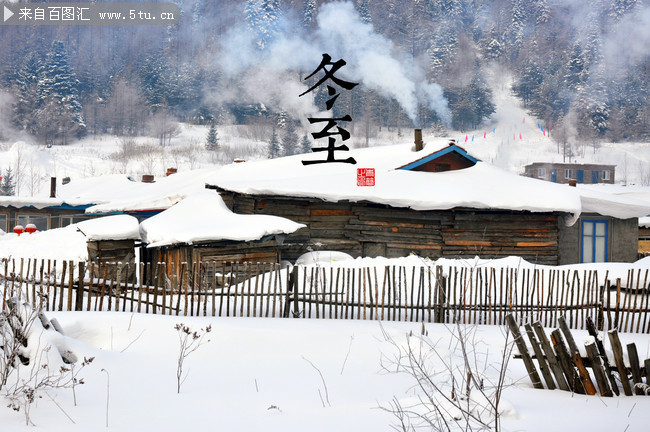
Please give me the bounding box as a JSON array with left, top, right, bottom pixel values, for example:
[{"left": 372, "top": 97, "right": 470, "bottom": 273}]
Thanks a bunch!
[
  {"left": 218, "top": 189, "right": 561, "bottom": 265},
  {"left": 87, "top": 240, "right": 136, "bottom": 283}
]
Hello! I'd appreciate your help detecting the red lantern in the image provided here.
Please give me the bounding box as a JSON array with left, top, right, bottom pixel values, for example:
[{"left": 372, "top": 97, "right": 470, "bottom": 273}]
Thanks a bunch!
[
  {"left": 13, "top": 225, "right": 24, "bottom": 236},
  {"left": 25, "top": 224, "right": 37, "bottom": 234}
]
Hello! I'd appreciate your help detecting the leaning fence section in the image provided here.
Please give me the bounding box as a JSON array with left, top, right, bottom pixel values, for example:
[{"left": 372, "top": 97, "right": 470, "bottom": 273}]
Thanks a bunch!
[{"left": 1, "top": 258, "right": 649, "bottom": 333}]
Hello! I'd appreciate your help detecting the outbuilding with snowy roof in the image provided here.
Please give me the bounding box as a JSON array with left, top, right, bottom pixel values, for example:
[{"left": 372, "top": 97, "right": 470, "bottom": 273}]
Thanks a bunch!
[{"left": 139, "top": 191, "right": 305, "bottom": 281}]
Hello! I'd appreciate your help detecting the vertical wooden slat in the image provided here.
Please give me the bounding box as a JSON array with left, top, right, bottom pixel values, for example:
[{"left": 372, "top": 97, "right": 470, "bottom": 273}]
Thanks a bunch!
[
  {"left": 137, "top": 262, "right": 144, "bottom": 314},
  {"left": 558, "top": 316, "right": 579, "bottom": 355},
  {"left": 347, "top": 267, "right": 354, "bottom": 320},
  {"left": 524, "top": 323, "right": 556, "bottom": 389},
  {"left": 2, "top": 259, "right": 8, "bottom": 311},
  {"left": 38, "top": 259, "right": 45, "bottom": 311},
  {"left": 97, "top": 265, "right": 107, "bottom": 312},
  {"left": 550, "top": 329, "right": 585, "bottom": 394},
  {"left": 532, "top": 323, "right": 570, "bottom": 391},
  {"left": 87, "top": 262, "right": 95, "bottom": 312},
  {"left": 572, "top": 353, "right": 597, "bottom": 395},
  {"left": 613, "top": 278, "right": 622, "bottom": 331},
  {"left": 585, "top": 341, "right": 613, "bottom": 397},
  {"left": 506, "top": 315, "right": 543, "bottom": 389},
  {"left": 627, "top": 343, "right": 643, "bottom": 394},
  {"left": 585, "top": 316, "right": 619, "bottom": 395},
  {"left": 57, "top": 260, "right": 67, "bottom": 311},
  {"left": 608, "top": 330, "right": 632, "bottom": 396},
  {"left": 638, "top": 270, "right": 649, "bottom": 333},
  {"left": 67, "top": 261, "right": 75, "bottom": 312},
  {"left": 359, "top": 267, "right": 366, "bottom": 320},
  {"left": 46, "top": 260, "right": 52, "bottom": 311},
  {"left": 183, "top": 262, "right": 190, "bottom": 316}
]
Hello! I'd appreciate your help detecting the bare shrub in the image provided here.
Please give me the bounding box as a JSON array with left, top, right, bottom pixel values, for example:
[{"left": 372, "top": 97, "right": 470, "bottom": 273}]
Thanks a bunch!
[
  {"left": 175, "top": 323, "right": 211, "bottom": 394},
  {"left": 380, "top": 322, "right": 513, "bottom": 432}
]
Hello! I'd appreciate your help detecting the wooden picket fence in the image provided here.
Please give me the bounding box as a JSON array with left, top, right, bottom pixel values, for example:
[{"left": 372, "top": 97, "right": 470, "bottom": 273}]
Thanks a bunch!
[{"left": 1, "top": 258, "right": 650, "bottom": 333}]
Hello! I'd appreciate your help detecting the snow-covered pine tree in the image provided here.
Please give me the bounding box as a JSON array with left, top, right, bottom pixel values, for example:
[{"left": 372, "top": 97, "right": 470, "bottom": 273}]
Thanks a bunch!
[
  {"left": 301, "top": 134, "right": 311, "bottom": 154},
  {"left": 276, "top": 111, "right": 288, "bottom": 129},
  {"left": 246, "top": 0, "right": 282, "bottom": 50},
  {"left": 282, "top": 121, "right": 299, "bottom": 156},
  {"left": 139, "top": 54, "right": 175, "bottom": 112},
  {"left": 268, "top": 128, "right": 281, "bottom": 158},
  {"left": 36, "top": 41, "right": 85, "bottom": 145},
  {"left": 357, "top": 0, "right": 372, "bottom": 24},
  {"left": 206, "top": 122, "right": 219, "bottom": 151},
  {"left": 303, "top": 0, "right": 316, "bottom": 28},
  {"left": 12, "top": 52, "right": 42, "bottom": 135},
  {"left": 0, "top": 168, "right": 15, "bottom": 196},
  {"left": 564, "top": 44, "right": 588, "bottom": 91}
]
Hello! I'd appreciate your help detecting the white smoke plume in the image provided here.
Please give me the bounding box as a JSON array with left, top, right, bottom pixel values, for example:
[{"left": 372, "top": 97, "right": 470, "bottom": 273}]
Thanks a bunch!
[{"left": 211, "top": 1, "right": 451, "bottom": 126}]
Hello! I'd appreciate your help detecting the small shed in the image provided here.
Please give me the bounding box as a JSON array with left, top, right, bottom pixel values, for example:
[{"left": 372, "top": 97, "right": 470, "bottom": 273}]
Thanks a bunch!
[{"left": 139, "top": 191, "right": 305, "bottom": 281}]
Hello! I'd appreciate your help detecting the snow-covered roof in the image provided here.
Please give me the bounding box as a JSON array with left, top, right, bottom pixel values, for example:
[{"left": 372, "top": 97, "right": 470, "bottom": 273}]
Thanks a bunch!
[
  {"left": 0, "top": 169, "right": 217, "bottom": 213},
  {"left": 206, "top": 142, "right": 650, "bottom": 223},
  {"left": 139, "top": 191, "right": 306, "bottom": 248},
  {"left": 0, "top": 215, "right": 140, "bottom": 263},
  {"left": 57, "top": 169, "right": 217, "bottom": 214},
  {"left": 0, "top": 196, "right": 76, "bottom": 210},
  {"left": 577, "top": 184, "right": 650, "bottom": 221}
]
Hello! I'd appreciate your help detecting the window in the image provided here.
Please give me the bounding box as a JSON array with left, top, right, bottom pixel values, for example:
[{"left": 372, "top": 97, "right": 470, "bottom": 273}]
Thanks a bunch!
[
  {"left": 0, "top": 213, "right": 7, "bottom": 233},
  {"left": 564, "top": 169, "right": 572, "bottom": 179},
  {"left": 581, "top": 220, "right": 608, "bottom": 263},
  {"left": 537, "top": 167, "right": 546, "bottom": 178},
  {"left": 602, "top": 170, "right": 610, "bottom": 181},
  {"left": 16, "top": 214, "right": 50, "bottom": 231},
  {"left": 60, "top": 215, "right": 88, "bottom": 227}
]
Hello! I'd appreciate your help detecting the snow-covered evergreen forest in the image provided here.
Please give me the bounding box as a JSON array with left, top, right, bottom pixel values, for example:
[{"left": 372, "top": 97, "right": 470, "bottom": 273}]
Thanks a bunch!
[{"left": 0, "top": 0, "right": 647, "bottom": 150}]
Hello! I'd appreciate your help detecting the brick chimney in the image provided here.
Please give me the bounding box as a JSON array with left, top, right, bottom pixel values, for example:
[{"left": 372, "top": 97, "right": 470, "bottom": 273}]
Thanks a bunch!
[
  {"left": 414, "top": 129, "right": 423, "bottom": 152},
  {"left": 50, "top": 177, "right": 56, "bottom": 198}
]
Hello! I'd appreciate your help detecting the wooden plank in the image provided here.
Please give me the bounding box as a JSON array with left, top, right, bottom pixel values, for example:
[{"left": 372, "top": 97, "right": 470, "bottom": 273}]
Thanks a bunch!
[
  {"left": 585, "top": 316, "right": 619, "bottom": 395},
  {"left": 627, "top": 343, "right": 643, "bottom": 395},
  {"left": 505, "top": 315, "right": 544, "bottom": 389},
  {"left": 558, "top": 316, "right": 579, "bottom": 355},
  {"left": 515, "top": 241, "right": 557, "bottom": 247},
  {"left": 607, "top": 330, "right": 633, "bottom": 396},
  {"left": 584, "top": 340, "right": 613, "bottom": 397},
  {"left": 524, "top": 323, "right": 556, "bottom": 389},
  {"left": 445, "top": 240, "right": 493, "bottom": 247},
  {"left": 572, "top": 353, "right": 597, "bottom": 395},
  {"left": 550, "top": 329, "right": 585, "bottom": 394}
]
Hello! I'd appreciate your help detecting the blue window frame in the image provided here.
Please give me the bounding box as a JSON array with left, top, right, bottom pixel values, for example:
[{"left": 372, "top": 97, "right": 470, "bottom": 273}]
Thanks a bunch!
[{"left": 581, "top": 220, "right": 608, "bottom": 263}]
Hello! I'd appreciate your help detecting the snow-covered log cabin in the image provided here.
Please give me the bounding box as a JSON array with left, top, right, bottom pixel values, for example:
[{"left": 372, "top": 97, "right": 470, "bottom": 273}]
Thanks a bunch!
[{"left": 207, "top": 136, "right": 650, "bottom": 265}]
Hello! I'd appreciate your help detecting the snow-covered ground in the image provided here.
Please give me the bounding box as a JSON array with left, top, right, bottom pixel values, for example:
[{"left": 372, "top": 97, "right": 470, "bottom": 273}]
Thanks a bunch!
[{"left": 0, "top": 312, "right": 649, "bottom": 431}]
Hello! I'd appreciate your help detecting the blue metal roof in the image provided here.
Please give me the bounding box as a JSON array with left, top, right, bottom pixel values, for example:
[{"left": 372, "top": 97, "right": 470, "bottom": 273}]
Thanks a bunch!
[{"left": 397, "top": 144, "right": 480, "bottom": 171}]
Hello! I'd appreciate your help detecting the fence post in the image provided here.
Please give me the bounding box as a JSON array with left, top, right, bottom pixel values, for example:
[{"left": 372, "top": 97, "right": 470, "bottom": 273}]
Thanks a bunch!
[
  {"left": 291, "top": 265, "right": 300, "bottom": 318},
  {"left": 75, "top": 262, "right": 85, "bottom": 311},
  {"left": 434, "top": 266, "right": 445, "bottom": 323}
]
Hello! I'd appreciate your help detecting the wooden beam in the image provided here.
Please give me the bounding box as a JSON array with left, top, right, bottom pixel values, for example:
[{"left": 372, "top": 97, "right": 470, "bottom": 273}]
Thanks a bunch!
[
  {"left": 506, "top": 315, "right": 544, "bottom": 389},
  {"left": 608, "top": 330, "right": 633, "bottom": 396}
]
